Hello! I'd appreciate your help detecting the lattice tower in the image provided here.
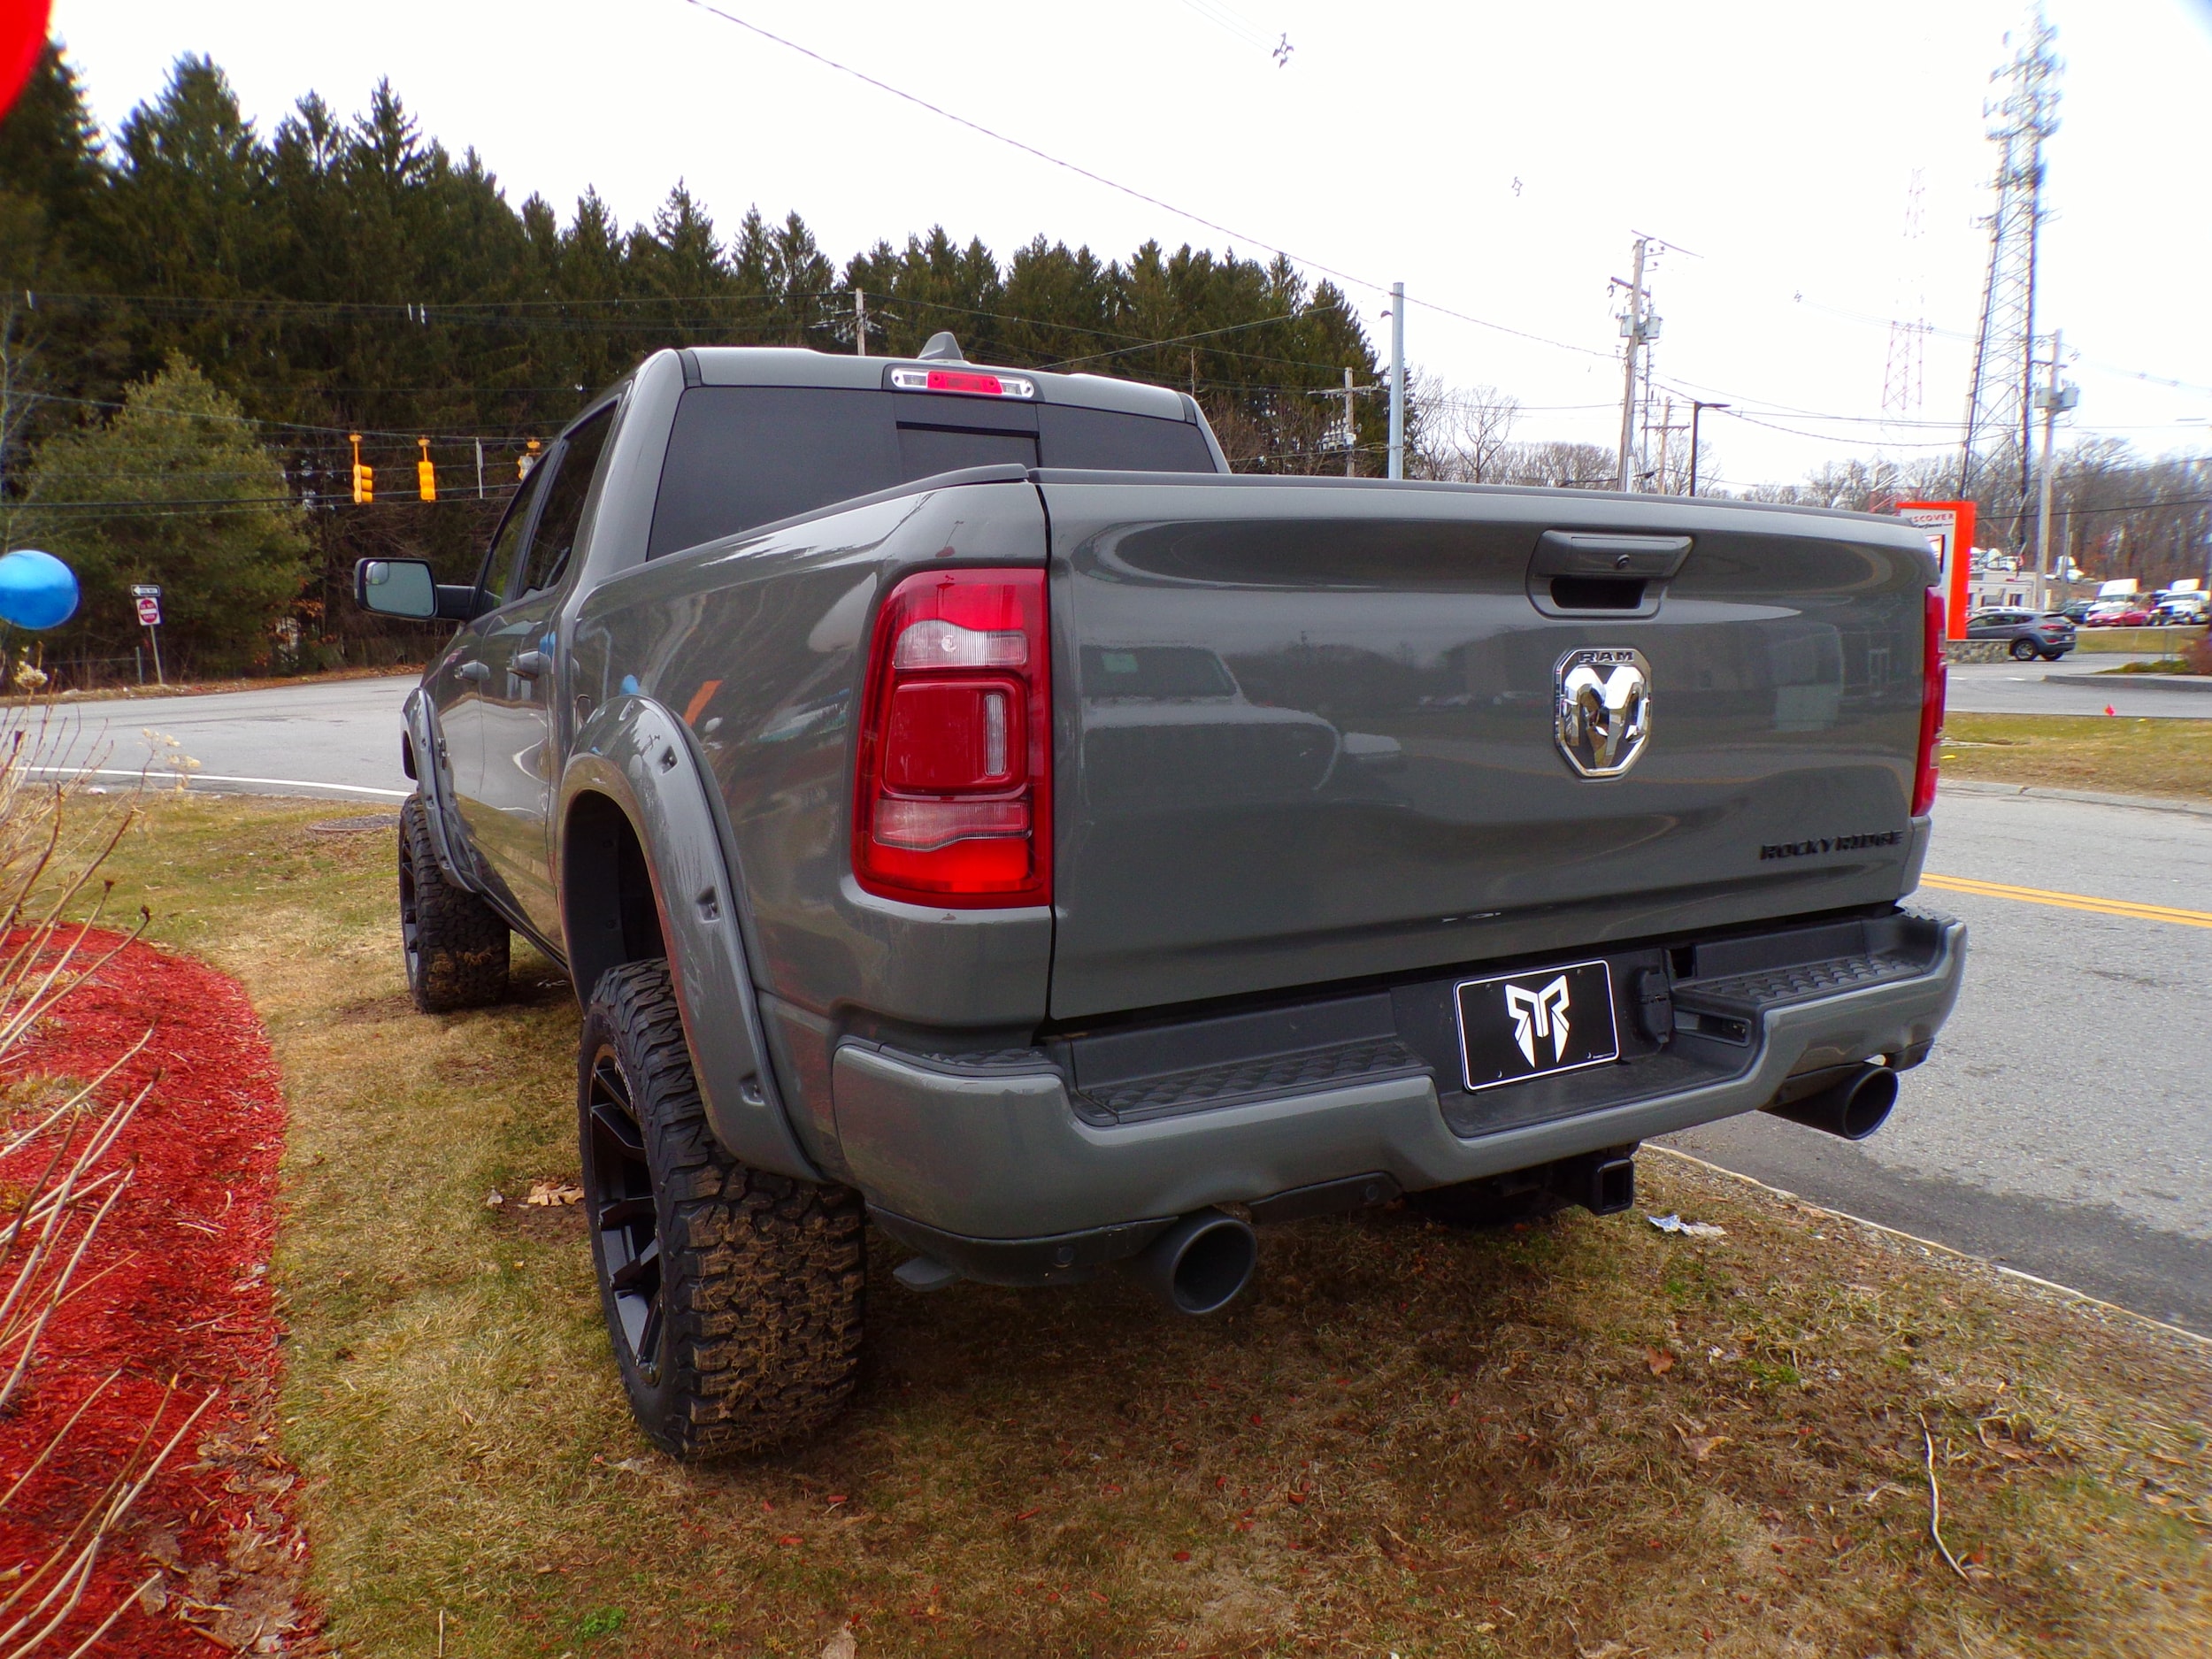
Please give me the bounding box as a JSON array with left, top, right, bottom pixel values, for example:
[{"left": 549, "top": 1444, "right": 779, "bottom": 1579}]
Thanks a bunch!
[
  {"left": 1881, "top": 171, "right": 1928, "bottom": 418},
  {"left": 1957, "top": 10, "right": 2061, "bottom": 551}
]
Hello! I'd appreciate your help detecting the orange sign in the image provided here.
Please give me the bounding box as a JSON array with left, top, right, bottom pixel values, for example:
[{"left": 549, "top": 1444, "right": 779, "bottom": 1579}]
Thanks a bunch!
[{"left": 1895, "top": 499, "right": 1977, "bottom": 641}]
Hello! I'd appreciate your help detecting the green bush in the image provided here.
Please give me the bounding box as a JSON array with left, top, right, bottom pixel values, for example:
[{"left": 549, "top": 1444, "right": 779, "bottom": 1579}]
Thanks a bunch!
[{"left": 12, "top": 357, "right": 309, "bottom": 674}]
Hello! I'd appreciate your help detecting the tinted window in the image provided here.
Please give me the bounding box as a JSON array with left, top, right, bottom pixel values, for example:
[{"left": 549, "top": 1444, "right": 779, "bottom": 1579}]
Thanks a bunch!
[
  {"left": 518, "top": 404, "right": 616, "bottom": 597},
  {"left": 1039, "top": 404, "right": 1216, "bottom": 472},
  {"left": 478, "top": 465, "right": 546, "bottom": 608},
  {"left": 648, "top": 386, "right": 1217, "bottom": 557},
  {"left": 649, "top": 388, "right": 900, "bottom": 557},
  {"left": 899, "top": 423, "right": 1036, "bottom": 478}
]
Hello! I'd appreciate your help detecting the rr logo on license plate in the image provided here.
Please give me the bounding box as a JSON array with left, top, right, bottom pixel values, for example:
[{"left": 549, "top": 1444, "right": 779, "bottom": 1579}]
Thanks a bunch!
[{"left": 1455, "top": 959, "right": 1621, "bottom": 1093}]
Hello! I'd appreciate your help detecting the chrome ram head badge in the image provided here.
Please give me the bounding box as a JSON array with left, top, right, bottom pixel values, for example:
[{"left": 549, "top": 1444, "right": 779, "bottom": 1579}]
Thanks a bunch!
[{"left": 1555, "top": 647, "right": 1652, "bottom": 778}]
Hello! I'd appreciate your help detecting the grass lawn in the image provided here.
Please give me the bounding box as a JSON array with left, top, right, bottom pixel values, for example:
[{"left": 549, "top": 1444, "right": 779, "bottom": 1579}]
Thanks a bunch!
[
  {"left": 96, "top": 795, "right": 2210, "bottom": 1657},
  {"left": 1940, "top": 712, "right": 2212, "bottom": 803}
]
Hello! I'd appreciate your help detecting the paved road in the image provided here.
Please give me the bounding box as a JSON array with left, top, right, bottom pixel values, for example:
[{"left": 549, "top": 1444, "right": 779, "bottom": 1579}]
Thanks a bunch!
[
  {"left": 27, "top": 675, "right": 417, "bottom": 800},
  {"left": 35, "top": 675, "right": 2212, "bottom": 1334},
  {"left": 1666, "top": 786, "right": 2212, "bottom": 1334},
  {"left": 1948, "top": 656, "right": 2212, "bottom": 718}
]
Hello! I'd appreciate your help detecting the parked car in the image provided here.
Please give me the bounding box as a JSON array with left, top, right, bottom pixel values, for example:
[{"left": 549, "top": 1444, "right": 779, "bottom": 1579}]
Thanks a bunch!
[
  {"left": 2154, "top": 595, "right": 2208, "bottom": 625},
  {"left": 1964, "top": 608, "right": 2076, "bottom": 661},
  {"left": 354, "top": 340, "right": 1966, "bottom": 1459},
  {"left": 2084, "top": 603, "right": 2154, "bottom": 627},
  {"left": 2056, "top": 599, "right": 2098, "bottom": 624}
]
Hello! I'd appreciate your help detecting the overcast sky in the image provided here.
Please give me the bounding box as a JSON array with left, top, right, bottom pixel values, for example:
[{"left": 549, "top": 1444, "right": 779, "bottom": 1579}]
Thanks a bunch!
[{"left": 43, "top": 0, "right": 2212, "bottom": 487}]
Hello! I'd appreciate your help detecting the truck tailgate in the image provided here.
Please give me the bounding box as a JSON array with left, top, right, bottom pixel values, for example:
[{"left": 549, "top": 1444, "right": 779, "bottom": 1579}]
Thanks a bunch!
[{"left": 1041, "top": 477, "right": 1936, "bottom": 1020}]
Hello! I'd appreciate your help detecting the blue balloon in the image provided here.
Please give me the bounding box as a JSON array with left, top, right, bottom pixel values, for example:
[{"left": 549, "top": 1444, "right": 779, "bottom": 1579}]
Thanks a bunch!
[{"left": 0, "top": 550, "right": 78, "bottom": 630}]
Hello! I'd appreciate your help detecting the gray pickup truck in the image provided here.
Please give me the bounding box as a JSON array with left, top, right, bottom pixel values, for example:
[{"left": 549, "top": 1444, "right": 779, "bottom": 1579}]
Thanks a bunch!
[{"left": 356, "top": 336, "right": 1966, "bottom": 1459}]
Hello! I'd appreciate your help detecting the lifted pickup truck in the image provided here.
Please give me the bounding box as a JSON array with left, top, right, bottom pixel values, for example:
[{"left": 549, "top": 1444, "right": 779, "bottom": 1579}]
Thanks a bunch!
[{"left": 357, "top": 336, "right": 1965, "bottom": 1459}]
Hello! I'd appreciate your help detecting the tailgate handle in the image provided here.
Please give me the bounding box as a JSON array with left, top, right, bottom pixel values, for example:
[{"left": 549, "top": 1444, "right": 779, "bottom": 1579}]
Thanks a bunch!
[{"left": 1531, "top": 532, "right": 1692, "bottom": 580}]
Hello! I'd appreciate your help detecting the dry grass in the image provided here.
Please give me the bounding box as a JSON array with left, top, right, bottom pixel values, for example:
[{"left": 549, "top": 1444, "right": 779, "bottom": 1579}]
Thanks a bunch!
[
  {"left": 93, "top": 794, "right": 2212, "bottom": 1658},
  {"left": 1939, "top": 713, "right": 2212, "bottom": 802}
]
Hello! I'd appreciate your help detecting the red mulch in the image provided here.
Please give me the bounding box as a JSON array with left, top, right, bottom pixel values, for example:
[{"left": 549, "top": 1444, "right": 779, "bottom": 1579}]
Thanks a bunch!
[{"left": 0, "top": 927, "right": 308, "bottom": 1655}]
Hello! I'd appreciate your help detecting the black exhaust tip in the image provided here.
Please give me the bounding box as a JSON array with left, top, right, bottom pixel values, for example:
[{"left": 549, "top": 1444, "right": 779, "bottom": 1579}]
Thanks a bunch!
[
  {"left": 1764, "top": 1064, "right": 1898, "bottom": 1141},
  {"left": 1121, "top": 1210, "right": 1258, "bottom": 1316}
]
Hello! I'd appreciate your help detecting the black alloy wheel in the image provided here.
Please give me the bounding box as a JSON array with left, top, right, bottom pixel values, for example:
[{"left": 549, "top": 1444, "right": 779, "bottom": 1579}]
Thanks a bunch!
[
  {"left": 577, "top": 959, "right": 867, "bottom": 1460},
  {"left": 398, "top": 837, "right": 423, "bottom": 988},
  {"left": 396, "top": 795, "right": 509, "bottom": 1012},
  {"left": 583, "top": 1041, "right": 664, "bottom": 1384},
  {"left": 2009, "top": 636, "right": 2041, "bottom": 661}
]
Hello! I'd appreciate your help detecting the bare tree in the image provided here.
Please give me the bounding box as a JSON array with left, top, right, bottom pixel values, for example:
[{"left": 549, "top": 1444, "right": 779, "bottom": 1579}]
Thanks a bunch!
[
  {"left": 1491, "top": 441, "right": 1618, "bottom": 490},
  {"left": 1409, "top": 375, "right": 1523, "bottom": 482}
]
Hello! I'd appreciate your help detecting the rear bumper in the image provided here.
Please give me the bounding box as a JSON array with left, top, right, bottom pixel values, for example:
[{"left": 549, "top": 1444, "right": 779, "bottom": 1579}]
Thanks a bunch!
[{"left": 832, "top": 910, "right": 1966, "bottom": 1275}]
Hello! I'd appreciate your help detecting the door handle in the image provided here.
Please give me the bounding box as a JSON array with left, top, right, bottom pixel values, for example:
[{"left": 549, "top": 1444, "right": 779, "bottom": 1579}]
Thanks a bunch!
[
  {"left": 457, "top": 661, "right": 492, "bottom": 682},
  {"left": 511, "top": 650, "right": 551, "bottom": 680}
]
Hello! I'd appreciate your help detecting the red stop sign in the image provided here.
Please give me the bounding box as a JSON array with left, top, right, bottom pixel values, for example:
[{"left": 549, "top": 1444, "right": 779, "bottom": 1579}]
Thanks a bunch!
[{"left": 0, "top": 2, "right": 51, "bottom": 123}]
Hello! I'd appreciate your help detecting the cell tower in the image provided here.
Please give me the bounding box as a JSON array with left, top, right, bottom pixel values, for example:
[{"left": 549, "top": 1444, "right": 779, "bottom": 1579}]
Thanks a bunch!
[
  {"left": 1956, "top": 9, "right": 2061, "bottom": 550},
  {"left": 1881, "top": 171, "right": 1928, "bottom": 418}
]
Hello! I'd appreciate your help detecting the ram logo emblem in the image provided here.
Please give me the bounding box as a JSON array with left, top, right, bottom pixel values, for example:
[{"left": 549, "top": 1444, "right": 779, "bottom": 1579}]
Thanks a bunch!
[{"left": 1555, "top": 647, "right": 1652, "bottom": 778}]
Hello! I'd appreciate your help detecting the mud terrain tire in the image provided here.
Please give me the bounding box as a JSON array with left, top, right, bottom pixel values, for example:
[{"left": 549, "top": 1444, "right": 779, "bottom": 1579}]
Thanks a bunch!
[
  {"left": 579, "top": 959, "right": 865, "bottom": 1460},
  {"left": 398, "top": 795, "right": 509, "bottom": 1012}
]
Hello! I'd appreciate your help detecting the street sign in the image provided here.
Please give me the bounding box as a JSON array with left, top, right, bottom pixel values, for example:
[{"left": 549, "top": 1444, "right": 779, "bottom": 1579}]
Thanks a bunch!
[{"left": 134, "top": 594, "right": 162, "bottom": 627}]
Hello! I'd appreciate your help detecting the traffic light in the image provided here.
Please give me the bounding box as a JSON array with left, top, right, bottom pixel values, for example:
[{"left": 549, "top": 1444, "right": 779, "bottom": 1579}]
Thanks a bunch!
[
  {"left": 417, "top": 437, "right": 436, "bottom": 503},
  {"left": 349, "top": 433, "right": 373, "bottom": 504}
]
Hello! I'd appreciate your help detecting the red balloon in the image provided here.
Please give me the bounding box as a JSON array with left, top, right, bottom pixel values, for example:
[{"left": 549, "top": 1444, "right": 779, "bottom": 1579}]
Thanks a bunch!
[{"left": 0, "top": 0, "right": 51, "bottom": 122}]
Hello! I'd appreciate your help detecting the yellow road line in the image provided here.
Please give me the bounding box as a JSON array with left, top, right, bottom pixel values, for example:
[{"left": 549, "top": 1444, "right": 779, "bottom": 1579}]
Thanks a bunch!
[{"left": 1921, "top": 872, "right": 2212, "bottom": 929}]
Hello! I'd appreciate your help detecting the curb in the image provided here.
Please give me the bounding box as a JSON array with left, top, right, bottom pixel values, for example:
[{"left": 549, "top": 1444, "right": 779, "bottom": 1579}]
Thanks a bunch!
[
  {"left": 1937, "top": 778, "right": 2212, "bottom": 819},
  {"left": 2042, "top": 672, "right": 2212, "bottom": 694},
  {"left": 1647, "top": 1146, "right": 2212, "bottom": 1350}
]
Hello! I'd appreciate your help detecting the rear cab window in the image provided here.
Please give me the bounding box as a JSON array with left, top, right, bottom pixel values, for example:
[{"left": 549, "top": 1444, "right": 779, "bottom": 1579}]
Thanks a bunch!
[{"left": 646, "top": 384, "right": 1217, "bottom": 559}]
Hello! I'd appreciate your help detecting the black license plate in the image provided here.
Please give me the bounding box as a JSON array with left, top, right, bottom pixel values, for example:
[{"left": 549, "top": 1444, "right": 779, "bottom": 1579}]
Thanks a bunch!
[{"left": 1454, "top": 959, "right": 1621, "bottom": 1093}]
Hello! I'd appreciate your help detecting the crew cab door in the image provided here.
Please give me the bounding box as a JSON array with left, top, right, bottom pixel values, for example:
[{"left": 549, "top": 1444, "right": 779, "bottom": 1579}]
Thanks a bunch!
[
  {"left": 434, "top": 458, "right": 548, "bottom": 911},
  {"left": 457, "top": 402, "right": 617, "bottom": 942}
]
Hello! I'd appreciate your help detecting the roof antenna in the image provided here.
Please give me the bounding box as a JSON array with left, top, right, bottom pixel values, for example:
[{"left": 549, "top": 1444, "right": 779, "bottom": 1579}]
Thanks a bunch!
[{"left": 917, "top": 331, "right": 965, "bottom": 363}]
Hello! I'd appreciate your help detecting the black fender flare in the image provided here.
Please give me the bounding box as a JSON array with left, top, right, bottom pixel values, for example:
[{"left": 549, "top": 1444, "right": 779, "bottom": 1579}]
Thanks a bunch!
[
  {"left": 557, "top": 695, "right": 821, "bottom": 1182},
  {"left": 402, "top": 687, "right": 477, "bottom": 890}
]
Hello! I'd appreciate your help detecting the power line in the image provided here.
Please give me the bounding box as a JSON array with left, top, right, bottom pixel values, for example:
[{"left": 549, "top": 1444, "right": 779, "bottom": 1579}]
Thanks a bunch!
[{"left": 672, "top": 0, "right": 1612, "bottom": 371}]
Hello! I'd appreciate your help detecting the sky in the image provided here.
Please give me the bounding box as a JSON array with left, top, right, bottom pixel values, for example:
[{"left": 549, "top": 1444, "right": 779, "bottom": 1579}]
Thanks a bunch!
[{"left": 41, "top": 0, "right": 2212, "bottom": 488}]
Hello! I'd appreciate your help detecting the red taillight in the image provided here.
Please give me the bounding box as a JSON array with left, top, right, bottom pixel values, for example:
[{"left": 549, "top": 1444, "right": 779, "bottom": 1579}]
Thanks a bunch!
[
  {"left": 853, "top": 567, "right": 1050, "bottom": 908},
  {"left": 1912, "top": 586, "right": 1947, "bottom": 816}
]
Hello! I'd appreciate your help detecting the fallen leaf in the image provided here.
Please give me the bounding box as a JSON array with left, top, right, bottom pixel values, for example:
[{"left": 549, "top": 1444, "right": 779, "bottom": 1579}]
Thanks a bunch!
[
  {"left": 779, "top": 1535, "right": 803, "bottom": 1547},
  {"left": 1014, "top": 1508, "right": 1040, "bottom": 1522},
  {"left": 526, "top": 1179, "right": 583, "bottom": 1207},
  {"left": 1646, "top": 1348, "right": 1677, "bottom": 1377},
  {"left": 1677, "top": 1426, "right": 1731, "bottom": 1463},
  {"left": 483, "top": 1191, "right": 504, "bottom": 1208},
  {"left": 1172, "top": 1549, "right": 1191, "bottom": 1562},
  {"left": 819, "top": 1627, "right": 856, "bottom": 1659}
]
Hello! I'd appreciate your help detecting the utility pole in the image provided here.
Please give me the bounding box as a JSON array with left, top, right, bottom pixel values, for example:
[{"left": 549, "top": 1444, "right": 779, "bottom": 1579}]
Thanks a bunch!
[
  {"left": 2032, "top": 329, "right": 2077, "bottom": 611},
  {"left": 1343, "top": 367, "right": 1356, "bottom": 478},
  {"left": 1615, "top": 235, "right": 1649, "bottom": 492},
  {"left": 1654, "top": 397, "right": 1679, "bottom": 494},
  {"left": 1387, "top": 283, "right": 1405, "bottom": 480},
  {"left": 855, "top": 288, "right": 867, "bottom": 357},
  {"left": 1689, "top": 400, "right": 1729, "bottom": 496}
]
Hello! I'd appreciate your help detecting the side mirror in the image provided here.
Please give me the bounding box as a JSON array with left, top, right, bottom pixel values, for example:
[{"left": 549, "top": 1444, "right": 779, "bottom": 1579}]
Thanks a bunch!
[
  {"left": 353, "top": 558, "right": 480, "bottom": 621},
  {"left": 356, "top": 557, "right": 437, "bottom": 618}
]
